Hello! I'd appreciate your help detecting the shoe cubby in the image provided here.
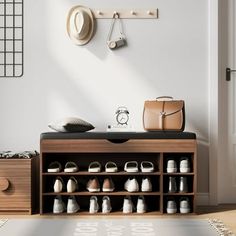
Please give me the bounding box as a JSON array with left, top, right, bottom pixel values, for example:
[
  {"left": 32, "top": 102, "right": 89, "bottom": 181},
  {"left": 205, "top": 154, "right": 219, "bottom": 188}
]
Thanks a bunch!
[
  {"left": 163, "top": 175, "right": 194, "bottom": 194},
  {"left": 163, "top": 195, "right": 194, "bottom": 214},
  {"left": 42, "top": 195, "right": 160, "bottom": 215},
  {"left": 42, "top": 153, "right": 160, "bottom": 173},
  {"left": 43, "top": 175, "right": 160, "bottom": 194},
  {"left": 40, "top": 133, "right": 197, "bottom": 215},
  {"left": 163, "top": 153, "right": 194, "bottom": 174}
]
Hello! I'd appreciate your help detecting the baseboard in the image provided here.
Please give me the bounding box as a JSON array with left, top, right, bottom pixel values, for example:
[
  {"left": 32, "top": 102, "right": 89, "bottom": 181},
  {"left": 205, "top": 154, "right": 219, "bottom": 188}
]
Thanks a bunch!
[{"left": 196, "top": 192, "right": 209, "bottom": 206}]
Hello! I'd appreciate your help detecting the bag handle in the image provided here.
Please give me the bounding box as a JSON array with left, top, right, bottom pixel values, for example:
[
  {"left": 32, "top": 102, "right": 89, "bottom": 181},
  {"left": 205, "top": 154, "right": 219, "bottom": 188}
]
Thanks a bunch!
[
  {"left": 107, "top": 12, "right": 125, "bottom": 41},
  {"left": 156, "top": 96, "right": 173, "bottom": 101}
]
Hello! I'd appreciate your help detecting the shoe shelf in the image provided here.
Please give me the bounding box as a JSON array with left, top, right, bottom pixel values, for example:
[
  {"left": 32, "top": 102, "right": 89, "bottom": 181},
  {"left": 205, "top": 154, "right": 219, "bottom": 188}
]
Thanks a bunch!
[
  {"left": 163, "top": 193, "right": 194, "bottom": 196},
  {"left": 40, "top": 136, "right": 197, "bottom": 215},
  {"left": 43, "top": 211, "right": 162, "bottom": 216},
  {"left": 163, "top": 173, "right": 194, "bottom": 176},
  {"left": 42, "top": 171, "right": 161, "bottom": 176},
  {"left": 43, "top": 191, "right": 161, "bottom": 196}
]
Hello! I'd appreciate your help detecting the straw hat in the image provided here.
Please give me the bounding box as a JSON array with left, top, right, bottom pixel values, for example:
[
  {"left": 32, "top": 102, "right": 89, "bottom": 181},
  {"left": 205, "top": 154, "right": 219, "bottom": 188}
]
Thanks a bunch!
[{"left": 67, "top": 5, "right": 95, "bottom": 45}]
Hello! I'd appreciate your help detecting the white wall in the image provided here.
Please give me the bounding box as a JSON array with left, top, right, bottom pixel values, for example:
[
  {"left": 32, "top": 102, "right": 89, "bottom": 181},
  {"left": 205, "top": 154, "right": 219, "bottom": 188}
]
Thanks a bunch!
[{"left": 0, "top": 0, "right": 209, "bottom": 193}]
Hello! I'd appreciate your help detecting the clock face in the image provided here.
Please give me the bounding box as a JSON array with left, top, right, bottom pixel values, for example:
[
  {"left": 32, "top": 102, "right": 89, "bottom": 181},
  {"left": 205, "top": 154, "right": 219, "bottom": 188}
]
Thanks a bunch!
[{"left": 116, "top": 112, "right": 129, "bottom": 125}]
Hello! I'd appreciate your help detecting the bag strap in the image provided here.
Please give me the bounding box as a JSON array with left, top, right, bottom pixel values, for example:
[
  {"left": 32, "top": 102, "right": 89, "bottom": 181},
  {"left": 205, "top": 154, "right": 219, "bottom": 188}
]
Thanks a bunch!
[
  {"left": 159, "top": 101, "right": 165, "bottom": 130},
  {"left": 107, "top": 12, "right": 125, "bottom": 41},
  {"left": 159, "top": 100, "right": 183, "bottom": 128},
  {"left": 156, "top": 96, "right": 173, "bottom": 101}
]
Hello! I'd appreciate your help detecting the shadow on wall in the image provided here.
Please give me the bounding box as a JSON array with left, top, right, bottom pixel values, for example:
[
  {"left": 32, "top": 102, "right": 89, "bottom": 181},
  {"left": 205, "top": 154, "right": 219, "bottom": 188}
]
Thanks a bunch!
[
  {"left": 27, "top": 0, "right": 106, "bottom": 125},
  {"left": 44, "top": 0, "right": 208, "bottom": 136},
  {"left": 61, "top": 1, "right": 208, "bottom": 136}
]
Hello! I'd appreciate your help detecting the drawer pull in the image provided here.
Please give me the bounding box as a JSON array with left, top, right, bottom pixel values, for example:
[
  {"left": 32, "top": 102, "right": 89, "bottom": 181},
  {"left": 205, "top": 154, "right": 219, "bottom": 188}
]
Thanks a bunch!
[
  {"left": 107, "top": 139, "right": 129, "bottom": 144},
  {"left": 0, "top": 178, "right": 10, "bottom": 191}
]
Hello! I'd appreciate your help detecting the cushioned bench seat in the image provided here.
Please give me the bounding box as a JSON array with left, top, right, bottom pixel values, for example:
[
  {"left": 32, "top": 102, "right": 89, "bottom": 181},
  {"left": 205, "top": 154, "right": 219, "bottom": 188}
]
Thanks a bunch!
[{"left": 40, "top": 131, "right": 196, "bottom": 140}]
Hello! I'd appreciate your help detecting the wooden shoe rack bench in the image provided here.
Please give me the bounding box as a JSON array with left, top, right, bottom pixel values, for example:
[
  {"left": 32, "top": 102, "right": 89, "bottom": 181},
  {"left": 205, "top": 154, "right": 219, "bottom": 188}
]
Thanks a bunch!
[{"left": 40, "top": 132, "right": 197, "bottom": 215}]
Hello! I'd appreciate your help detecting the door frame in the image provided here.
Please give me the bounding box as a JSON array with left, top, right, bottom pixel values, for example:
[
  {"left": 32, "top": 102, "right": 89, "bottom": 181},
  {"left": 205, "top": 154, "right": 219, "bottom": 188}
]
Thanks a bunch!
[
  {"left": 209, "top": 0, "right": 235, "bottom": 205},
  {"left": 209, "top": 0, "right": 219, "bottom": 205}
]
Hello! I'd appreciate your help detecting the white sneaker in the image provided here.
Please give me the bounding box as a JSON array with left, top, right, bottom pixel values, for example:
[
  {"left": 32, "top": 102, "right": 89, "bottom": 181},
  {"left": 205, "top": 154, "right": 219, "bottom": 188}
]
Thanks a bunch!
[
  {"left": 166, "top": 199, "right": 177, "bottom": 214},
  {"left": 166, "top": 159, "right": 177, "bottom": 173},
  {"left": 137, "top": 196, "right": 147, "bottom": 213},
  {"left": 180, "top": 158, "right": 191, "bottom": 173},
  {"left": 67, "top": 196, "right": 80, "bottom": 213},
  {"left": 89, "top": 196, "right": 99, "bottom": 214},
  {"left": 180, "top": 197, "right": 190, "bottom": 214},
  {"left": 124, "top": 177, "right": 139, "bottom": 192},
  {"left": 141, "top": 177, "right": 152, "bottom": 192},
  {"left": 123, "top": 196, "right": 134, "bottom": 213},
  {"left": 67, "top": 177, "right": 78, "bottom": 193},
  {"left": 53, "top": 177, "right": 64, "bottom": 193},
  {"left": 53, "top": 196, "right": 65, "bottom": 213},
  {"left": 102, "top": 196, "right": 112, "bottom": 213}
]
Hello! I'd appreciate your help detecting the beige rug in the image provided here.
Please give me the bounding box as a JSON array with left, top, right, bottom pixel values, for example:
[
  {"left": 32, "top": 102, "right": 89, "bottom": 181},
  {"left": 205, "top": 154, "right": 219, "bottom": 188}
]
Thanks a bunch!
[{"left": 0, "top": 218, "right": 234, "bottom": 236}]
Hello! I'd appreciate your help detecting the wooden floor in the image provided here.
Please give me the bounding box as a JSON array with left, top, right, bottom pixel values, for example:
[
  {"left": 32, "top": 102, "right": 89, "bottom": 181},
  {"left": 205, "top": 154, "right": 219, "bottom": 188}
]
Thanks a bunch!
[
  {"left": 1, "top": 205, "right": 236, "bottom": 234},
  {"left": 197, "top": 205, "right": 236, "bottom": 234}
]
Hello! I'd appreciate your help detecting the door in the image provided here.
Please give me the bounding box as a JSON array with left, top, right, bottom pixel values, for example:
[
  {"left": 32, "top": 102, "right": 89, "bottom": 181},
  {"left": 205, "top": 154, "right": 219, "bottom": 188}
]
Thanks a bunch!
[{"left": 218, "top": 0, "right": 236, "bottom": 203}]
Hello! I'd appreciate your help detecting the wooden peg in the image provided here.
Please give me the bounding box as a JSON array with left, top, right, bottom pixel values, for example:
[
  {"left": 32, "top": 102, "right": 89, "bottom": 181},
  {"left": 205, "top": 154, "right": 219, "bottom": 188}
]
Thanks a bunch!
[{"left": 130, "top": 10, "right": 136, "bottom": 15}]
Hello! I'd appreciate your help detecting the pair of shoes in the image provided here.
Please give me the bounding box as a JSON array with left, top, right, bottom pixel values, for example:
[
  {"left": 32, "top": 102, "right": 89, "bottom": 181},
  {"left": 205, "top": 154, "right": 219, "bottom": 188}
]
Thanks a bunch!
[
  {"left": 168, "top": 176, "right": 188, "bottom": 193},
  {"left": 87, "top": 177, "right": 115, "bottom": 192},
  {"left": 53, "top": 196, "right": 80, "bottom": 214},
  {"left": 48, "top": 161, "right": 78, "bottom": 173},
  {"left": 89, "top": 196, "right": 112, "bottom": 214},
  {"left": 124, "top": 161, "right": 154, "bottom": 173},
  {"left": 123, "top": 196, "right": 147, "bottom": 213},
  {"left": 54, "top": 177, "right": 78, "bottom": 193},
  {"left": 124, "top": 177, "right": 152, "bottom": 192},
  {"left": 166, "top": 197, "right": 190, "bottom": 214},
  {"left": 88, "top": 161, "right": 118, "bottom": 173},
  {"left": 167, "top": 158, "right": 191, "bottom": 173}
]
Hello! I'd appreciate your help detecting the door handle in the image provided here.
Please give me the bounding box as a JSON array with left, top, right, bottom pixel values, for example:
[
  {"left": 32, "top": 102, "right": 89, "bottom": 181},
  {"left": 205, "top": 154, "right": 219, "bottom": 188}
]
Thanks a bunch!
[{"left": 226, "top": 67, "right": 236, "bottom": 81}]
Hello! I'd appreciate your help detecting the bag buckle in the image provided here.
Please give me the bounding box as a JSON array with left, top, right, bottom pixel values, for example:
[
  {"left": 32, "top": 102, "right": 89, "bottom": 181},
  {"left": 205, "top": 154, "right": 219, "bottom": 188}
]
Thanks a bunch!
[{"left": 160, "top": 112, "right": 166, "bottom": 117}]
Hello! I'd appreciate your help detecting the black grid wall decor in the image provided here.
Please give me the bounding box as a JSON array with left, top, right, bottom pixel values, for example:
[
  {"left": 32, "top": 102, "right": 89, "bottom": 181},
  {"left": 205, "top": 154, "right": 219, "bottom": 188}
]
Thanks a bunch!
[{"left": 0, "top": 0, "right": 23, "bottom": 77}]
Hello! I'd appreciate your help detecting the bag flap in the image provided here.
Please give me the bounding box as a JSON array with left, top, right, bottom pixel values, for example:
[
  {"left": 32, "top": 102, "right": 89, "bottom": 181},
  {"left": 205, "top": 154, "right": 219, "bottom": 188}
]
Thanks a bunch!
[{"left": 164, "top": 101, "right": 184, "bottom": 116}]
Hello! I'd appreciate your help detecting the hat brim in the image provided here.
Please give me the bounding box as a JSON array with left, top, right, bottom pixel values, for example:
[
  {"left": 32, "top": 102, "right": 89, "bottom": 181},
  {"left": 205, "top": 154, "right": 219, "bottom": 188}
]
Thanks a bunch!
[{"left": 67, "top": 6, "right": 95, "bottom": 46}]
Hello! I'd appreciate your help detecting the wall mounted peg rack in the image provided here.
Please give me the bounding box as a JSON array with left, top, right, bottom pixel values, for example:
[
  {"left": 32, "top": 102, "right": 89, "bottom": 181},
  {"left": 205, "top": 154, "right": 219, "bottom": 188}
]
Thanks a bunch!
[{"left": 92, "top": 9, "right": 158, "bottom": 19}]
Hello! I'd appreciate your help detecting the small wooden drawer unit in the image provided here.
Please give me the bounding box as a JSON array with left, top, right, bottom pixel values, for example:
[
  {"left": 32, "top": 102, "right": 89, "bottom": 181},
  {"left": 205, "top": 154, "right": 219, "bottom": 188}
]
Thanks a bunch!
[{"left": 0, "top": 156, "right": 38, "bottom": 214}]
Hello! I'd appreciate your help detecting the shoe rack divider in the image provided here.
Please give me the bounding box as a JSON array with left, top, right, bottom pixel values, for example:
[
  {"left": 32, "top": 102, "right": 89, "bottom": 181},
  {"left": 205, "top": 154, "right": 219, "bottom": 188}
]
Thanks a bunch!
[{"left": 40, "top": 138, "right": 197, "bottom": 215}]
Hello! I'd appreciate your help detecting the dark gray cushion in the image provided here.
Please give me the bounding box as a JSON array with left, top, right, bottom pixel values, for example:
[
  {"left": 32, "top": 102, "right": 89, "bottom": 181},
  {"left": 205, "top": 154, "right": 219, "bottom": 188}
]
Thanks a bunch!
[
  {"left": 48, "top": 117, "right": 94, "bottom": 132},
  {"left": 41, "top": 131, "right": 196, "bottom": 140}
]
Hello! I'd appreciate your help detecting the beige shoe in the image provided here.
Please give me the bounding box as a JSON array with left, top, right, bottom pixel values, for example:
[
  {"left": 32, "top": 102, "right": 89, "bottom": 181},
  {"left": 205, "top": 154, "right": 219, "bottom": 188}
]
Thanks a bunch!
[
  {"left": 86, "top": 177, "right": 100, "bottom": 192},
  {"left": 88, "top": 162, "right": 101, "bottom": 173},
  {"left": 48, "top": 161, "right": 62, "bottom": 173},
  {"left": 105, "top": 162, "right": 118, "bottom": 172},
  {"left": 102, "top": 177, "right": 115, "bottom": 192},
  {"left": 53, "top": 177, "right": 64, "bottom": 193},
  {"left": 64, "top": 161, "right": 78, "bottom": 173},
  {"left": 67, "top": 177, "right": 78, "bottom": 193}
]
